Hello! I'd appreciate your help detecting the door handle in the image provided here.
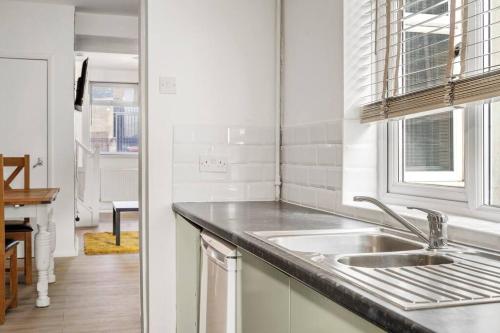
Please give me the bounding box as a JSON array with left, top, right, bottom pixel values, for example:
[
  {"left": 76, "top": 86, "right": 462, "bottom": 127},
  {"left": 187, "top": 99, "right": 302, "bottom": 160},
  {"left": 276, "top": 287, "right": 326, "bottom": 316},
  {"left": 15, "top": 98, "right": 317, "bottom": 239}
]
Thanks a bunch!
[{"left": 33, "top": 158, "right": 44, "bottom": 168}]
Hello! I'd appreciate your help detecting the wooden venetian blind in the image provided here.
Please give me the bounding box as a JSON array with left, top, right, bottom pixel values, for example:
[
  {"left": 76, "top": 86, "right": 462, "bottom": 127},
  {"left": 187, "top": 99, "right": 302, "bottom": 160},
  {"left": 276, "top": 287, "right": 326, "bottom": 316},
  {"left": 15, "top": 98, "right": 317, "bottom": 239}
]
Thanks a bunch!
[{"left": 361, "top": 0, "right": 500, "bottom": 123}]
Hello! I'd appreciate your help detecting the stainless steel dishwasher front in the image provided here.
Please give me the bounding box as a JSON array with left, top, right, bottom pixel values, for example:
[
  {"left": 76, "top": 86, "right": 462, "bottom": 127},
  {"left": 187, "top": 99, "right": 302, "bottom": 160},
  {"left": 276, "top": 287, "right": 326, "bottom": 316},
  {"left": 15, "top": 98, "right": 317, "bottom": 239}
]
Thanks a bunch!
[{"left": 199, "top": 231, "right": 239, "bottom": 333}]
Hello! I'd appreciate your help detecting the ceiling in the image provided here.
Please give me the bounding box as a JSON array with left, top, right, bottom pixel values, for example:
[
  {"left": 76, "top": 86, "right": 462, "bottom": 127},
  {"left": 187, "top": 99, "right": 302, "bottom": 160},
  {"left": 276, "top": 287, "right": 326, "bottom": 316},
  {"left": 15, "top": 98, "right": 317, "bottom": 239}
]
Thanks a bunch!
[{"left": 13, "top": 0, "right": 139, "bottom": 16}]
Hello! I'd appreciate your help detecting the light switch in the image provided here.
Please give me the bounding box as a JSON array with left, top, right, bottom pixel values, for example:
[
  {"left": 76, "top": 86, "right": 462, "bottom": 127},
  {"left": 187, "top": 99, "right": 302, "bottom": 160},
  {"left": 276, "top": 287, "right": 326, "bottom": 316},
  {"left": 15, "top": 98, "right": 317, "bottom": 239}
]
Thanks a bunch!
[{"left": 159, "top": 76, "right": 176, "bottom": 94}]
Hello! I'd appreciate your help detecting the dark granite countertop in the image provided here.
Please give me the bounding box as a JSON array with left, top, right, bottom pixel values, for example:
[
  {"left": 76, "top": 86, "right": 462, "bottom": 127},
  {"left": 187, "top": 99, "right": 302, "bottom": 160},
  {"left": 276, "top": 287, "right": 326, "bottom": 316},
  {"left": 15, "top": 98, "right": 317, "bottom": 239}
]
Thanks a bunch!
[{"left": 173, "top": 201, "right": 500, "bottom": 333}]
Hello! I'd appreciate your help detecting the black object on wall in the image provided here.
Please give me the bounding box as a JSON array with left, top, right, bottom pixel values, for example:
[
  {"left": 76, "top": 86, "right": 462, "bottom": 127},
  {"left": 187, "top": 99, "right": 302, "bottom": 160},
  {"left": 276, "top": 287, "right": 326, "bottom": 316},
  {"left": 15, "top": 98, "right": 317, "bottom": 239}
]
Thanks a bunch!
[{"left": 74, "top": 58, "right": 88, "bottom": 112}]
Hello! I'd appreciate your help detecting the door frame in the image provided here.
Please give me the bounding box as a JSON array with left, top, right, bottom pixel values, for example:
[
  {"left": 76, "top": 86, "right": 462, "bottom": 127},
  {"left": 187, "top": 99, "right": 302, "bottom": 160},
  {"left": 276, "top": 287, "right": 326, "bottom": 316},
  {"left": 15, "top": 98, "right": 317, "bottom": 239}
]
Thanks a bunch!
[{"left": 0, "top": 52, "right": 53, "bottom": 188}]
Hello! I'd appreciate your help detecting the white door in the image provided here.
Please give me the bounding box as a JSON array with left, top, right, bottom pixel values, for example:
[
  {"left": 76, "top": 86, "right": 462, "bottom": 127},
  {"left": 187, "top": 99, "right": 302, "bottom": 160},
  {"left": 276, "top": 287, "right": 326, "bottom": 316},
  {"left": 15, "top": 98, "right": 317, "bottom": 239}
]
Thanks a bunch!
[{"left": 0, "top": 57, "right": 48, "bottom": 188}]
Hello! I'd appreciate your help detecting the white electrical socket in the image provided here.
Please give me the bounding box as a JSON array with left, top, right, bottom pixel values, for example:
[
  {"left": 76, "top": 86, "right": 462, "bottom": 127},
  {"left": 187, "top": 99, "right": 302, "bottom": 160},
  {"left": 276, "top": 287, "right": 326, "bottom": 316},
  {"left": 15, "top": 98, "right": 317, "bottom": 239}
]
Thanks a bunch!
[{"left": 199, "top": 155, "right": 228, "bottom": 173}]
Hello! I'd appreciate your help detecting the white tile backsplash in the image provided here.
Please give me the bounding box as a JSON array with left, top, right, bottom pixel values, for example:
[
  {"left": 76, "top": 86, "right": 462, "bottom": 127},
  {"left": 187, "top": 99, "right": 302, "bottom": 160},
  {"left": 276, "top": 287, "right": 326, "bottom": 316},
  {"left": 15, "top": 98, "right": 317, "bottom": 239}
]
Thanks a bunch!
[
  {"left": 228, "top": 145, "right": 275, "bottom": 163},
  {"left": 309, "top": 123, "right": 327, "bottom": 143},
  {"left": 246, "top": 182, "right": 275, "bottom": 201},
  {"left": 173, "top": 125, "right": 276, "bottom": 202},
  {"left": 317, "top": 144, "right": 338, "bottom": 166},
  {"left": 316, "top": 188, "right": 337, "bottom": 211},
  {"left": 281, "top": 121, "right": 342, "bottom": 210},
  {"left": 174, "top": 121, "right": 344, "bottom": 209},
  {"left": 326, "top": 120, "right": 343, "bottom": 144},
  {"left": 174, "top": 125, "right": 228, "bottom": 144},
  {"left": 228, "top": 127, "right": 275, "bottom": 145},
  {"left": 308, "top": 167, "right": 327, "bottom": 188}
]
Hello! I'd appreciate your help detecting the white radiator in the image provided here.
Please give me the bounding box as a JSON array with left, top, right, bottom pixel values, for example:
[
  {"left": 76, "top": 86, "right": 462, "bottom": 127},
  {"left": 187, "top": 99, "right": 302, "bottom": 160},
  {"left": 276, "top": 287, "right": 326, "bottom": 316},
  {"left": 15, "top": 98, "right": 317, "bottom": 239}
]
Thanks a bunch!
[{"left": 100, "top": 168, "right": 139, "bottom": 202}]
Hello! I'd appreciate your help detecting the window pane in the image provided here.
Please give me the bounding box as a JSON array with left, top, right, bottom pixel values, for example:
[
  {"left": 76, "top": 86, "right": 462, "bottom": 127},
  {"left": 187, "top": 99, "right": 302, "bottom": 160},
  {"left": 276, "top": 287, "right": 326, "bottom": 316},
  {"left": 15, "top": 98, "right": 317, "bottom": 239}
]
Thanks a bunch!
[
  {"left": 405, "top": 0, "right": 448, "bottom": 15},
  {"left": 405, "top": 112, "right": 453, "bottom": 172},
  {"left": 404, "top": 32, "right": 448, "bottom": 93},
  {"left": 403, "top": 0, "right": 450, "bottom": 94},
  {"left": 401, "top": 110, "right": 464, "bottom": 187},
  {"left": 90, "top": 83, "right": 139, "bottom": 153},
  {"left": 91, "top": 84, "right": 138, "bottom": 106}
]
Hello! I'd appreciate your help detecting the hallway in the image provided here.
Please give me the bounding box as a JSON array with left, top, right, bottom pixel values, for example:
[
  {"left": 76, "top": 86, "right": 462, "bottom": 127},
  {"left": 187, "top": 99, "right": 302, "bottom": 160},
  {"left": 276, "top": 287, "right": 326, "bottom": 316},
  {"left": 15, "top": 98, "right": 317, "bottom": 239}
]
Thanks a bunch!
[{"left": 0, "top": 214, "right": 141, "bottom": 332}]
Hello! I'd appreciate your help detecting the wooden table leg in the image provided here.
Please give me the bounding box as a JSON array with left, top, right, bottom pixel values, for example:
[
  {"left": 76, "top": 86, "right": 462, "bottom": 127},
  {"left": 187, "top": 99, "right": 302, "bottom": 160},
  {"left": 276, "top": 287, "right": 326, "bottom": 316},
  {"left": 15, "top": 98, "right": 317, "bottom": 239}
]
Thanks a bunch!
[
  {"left": 35, "top": 205, "right": 50, "bottom": 307},
  {"left": 48, "top": 206, "right": 56, "bottom": 284}
]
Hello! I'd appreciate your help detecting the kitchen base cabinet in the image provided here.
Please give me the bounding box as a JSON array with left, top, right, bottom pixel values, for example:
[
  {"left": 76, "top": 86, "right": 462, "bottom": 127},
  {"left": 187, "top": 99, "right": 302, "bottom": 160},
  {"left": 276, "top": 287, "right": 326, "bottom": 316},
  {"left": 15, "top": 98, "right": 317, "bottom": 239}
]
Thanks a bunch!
[
  {"left": 290, "top": 279, "right": 384, "bottom": 333},
  {"left": 176, "top": 215, "right": 201, "bottom": 333},
  {"left": 238, "top": 250, "right": 290, "bottom": 333},
  {"left": 175, "top": 216, "right": 385, "bottom": 333}
]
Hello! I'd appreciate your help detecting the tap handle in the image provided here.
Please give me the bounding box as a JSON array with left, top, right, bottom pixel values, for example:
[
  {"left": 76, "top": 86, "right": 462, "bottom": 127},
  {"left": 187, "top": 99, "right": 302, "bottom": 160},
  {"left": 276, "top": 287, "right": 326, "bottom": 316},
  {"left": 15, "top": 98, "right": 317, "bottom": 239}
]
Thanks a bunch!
[
  {"left": 407, "top": 207, "right": 448, "bottom": 224},
  {"left": 407, "top": 207, "right": 448, "bottom": 249}
]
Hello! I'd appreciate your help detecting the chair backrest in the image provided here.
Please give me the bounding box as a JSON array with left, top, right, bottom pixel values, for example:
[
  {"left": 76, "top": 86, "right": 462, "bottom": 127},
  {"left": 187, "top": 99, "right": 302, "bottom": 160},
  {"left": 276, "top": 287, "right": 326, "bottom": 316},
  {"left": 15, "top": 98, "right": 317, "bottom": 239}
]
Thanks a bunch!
[
  {"left": 0, "top": 154, "right": 5, "bottom": 225},
  {"left": 3, "top": 155, "right": 29, "bottom": 190},
  {"left": 0, "top": 155, "right": 6, "bottom": 308},
  {"left": 0, "top": 154, "right": 5, "bottom": 234}
]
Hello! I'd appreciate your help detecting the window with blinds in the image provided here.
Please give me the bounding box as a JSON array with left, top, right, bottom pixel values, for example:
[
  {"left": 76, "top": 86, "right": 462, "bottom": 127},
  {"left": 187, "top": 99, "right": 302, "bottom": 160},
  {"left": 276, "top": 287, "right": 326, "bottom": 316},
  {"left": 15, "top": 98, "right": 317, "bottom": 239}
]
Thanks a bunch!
[{"left": 361, "top": 0, "right": 500, "bottom": 123}]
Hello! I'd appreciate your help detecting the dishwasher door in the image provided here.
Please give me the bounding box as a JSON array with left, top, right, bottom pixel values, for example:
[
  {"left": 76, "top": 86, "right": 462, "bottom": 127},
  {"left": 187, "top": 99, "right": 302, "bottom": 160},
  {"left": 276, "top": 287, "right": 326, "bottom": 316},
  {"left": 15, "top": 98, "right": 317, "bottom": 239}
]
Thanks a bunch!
[{"left": 199, "top": 231, "right": 239, "bottom": 333}]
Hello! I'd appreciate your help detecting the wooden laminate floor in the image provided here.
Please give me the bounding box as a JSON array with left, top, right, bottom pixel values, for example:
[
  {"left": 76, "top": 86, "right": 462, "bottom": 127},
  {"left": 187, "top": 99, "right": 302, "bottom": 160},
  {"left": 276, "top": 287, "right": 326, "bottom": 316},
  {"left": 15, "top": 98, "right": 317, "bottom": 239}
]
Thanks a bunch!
[{"left": 0, "top": 213, "right": 141, "bottom": 333}]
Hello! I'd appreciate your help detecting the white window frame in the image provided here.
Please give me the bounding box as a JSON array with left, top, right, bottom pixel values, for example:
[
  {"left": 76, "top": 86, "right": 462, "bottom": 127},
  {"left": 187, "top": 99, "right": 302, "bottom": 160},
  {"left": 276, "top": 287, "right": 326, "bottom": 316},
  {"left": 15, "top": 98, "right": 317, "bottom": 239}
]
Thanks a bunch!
[
  {"left": 89, "top": 81, "right": 140, "bottom": 155},
  {"left": 374, "top": 0, "right": 500, "bottom": 221},
  {"left": 379, "top": 101, "right": 500, "bottom": 220},
  {"left": 386, "top": 108, "right": 467, "bottom": 202},
  {"left": 383, "top": 0, "right": 466, "bottom": 202},
  {"left": 360, "top": 0, "right": 500, "bottom": 222}
]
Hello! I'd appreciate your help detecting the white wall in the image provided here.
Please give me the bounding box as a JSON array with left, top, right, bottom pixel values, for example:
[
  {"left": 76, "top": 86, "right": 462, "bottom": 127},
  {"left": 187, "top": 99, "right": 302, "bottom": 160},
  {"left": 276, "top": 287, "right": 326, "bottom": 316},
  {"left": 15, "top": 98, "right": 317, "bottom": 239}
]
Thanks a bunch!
[
  {"left": 0, "top": 1, "right": 76, "bottom": 256},
  {"left": 144, "top": 0, "right": 278, "bottom": 330},
  {"left": 75, "top": 12, "right": 139, "bottom": 54},
  {"left": 76, "top": 12, "right": 139, "bottom": 40},
  {"left": 282, "top": 0, "right": 343, "bottom": 127},
  {"left": 280, "top": 0, "right": 344, "bottom": 212}
]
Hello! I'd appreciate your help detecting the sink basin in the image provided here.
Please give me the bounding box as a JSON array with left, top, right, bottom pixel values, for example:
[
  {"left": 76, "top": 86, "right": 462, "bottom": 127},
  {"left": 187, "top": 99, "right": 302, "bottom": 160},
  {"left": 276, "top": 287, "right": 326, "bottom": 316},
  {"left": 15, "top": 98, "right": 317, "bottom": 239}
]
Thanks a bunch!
[
  {"left": 249, "top": 228, "right": 500, "bottom": 310},
  {"left": 267, "top": 232, "right": 423, "bottom": 255},
  {"left": 337, "top": 253, "right": 454, "bottom": 268}
]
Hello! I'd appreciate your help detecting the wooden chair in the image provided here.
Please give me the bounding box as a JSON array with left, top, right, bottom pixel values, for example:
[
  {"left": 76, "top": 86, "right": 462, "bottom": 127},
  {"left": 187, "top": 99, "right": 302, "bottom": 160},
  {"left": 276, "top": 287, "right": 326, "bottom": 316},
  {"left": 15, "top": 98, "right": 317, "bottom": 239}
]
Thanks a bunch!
[
  {"left": 3, "top": 155, "right": 33, "bottom": 285},
  {"left": 0, "top": 155, "right": 20, "bottom": 324}
]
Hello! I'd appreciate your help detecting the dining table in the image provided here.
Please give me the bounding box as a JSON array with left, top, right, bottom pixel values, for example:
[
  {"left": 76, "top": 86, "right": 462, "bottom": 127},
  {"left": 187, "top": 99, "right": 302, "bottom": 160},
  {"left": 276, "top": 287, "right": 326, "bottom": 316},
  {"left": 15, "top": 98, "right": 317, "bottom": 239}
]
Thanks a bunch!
[{"left": 4, "top": 188, "right": 60, "bottom": 308}]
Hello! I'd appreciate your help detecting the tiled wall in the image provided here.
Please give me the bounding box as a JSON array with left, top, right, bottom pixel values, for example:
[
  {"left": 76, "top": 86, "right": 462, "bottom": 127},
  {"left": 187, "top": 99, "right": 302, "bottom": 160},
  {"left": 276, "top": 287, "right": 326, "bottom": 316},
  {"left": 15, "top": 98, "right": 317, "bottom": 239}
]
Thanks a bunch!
[
  {"left": 281, "top": 120, "right": 343, "bottom": 212},
  {"left": 173, "top": 125, "right": 276, "bottom": 202}
]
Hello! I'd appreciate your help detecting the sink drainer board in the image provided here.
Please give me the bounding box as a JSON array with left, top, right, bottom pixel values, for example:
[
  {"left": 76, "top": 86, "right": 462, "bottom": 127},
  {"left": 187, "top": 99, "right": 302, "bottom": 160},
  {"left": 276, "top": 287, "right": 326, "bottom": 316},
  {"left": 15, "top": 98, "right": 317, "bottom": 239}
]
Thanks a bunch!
[
  {"left": 329, "top": 253, "right": 500, "bottom": 310},
  {"left": 248, "top": 229, "right": 500, "bottom": 310}
]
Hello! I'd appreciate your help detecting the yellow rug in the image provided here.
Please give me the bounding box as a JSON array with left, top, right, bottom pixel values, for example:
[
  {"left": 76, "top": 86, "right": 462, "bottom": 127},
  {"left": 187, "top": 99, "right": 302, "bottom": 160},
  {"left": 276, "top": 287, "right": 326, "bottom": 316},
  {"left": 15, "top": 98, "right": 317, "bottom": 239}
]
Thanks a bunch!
[{"left": 84, "top": 232, "right": 139, "bottom": 255}]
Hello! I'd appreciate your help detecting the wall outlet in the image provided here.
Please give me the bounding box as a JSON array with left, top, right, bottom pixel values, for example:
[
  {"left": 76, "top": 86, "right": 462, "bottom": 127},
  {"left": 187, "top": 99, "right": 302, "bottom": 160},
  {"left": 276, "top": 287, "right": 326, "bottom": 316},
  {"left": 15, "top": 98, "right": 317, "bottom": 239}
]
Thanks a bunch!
[{"left": 199, "top": 155, "right": 228, "bottom": 173}]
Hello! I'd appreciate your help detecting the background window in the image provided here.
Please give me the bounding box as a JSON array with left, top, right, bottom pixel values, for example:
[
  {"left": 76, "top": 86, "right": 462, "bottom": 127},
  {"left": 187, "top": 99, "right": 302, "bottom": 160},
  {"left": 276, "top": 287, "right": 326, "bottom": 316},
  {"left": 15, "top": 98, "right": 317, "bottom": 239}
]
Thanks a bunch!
[
  {"left": 400, "top": 110, "right": 464, "bottom": 187},
  {"left": 90, "top": 83, "right": 139, "bottom": 153}
]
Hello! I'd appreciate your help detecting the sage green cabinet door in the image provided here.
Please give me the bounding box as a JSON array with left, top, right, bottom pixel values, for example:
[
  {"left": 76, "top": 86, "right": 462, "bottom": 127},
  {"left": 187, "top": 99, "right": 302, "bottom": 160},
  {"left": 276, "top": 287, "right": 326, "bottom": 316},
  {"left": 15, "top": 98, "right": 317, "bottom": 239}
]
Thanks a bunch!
[
  {"left": 239, "top": 250, "right": 290, "bottom": 333},
  {"left": 176, "top": 215, "right": 201, "bottom": 333},
  {"left": 290, "top": 279, "right": 384, "bottom": 333}
]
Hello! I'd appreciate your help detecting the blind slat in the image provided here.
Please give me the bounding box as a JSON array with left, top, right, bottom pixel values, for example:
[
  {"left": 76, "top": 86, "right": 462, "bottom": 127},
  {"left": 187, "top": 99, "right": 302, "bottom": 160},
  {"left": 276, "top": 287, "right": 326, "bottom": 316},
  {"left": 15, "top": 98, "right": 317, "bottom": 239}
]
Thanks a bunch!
[{"left": 361, "top": 0, "right": 500, "bottom": 122}]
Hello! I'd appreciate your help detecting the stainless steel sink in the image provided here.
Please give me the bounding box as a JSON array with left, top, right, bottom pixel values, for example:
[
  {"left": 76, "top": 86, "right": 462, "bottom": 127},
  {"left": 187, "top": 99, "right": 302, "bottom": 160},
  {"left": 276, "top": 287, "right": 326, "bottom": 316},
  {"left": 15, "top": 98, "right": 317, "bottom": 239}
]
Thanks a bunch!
[
  {"left": 248, "top": 228, "right": 500, "bottom": 310},
  {"left": 336, "top": 253, "right": 454, "bottom": 268},
  {"left": 252, "top": 229, "right": 424, "bottom": 255},
  {"left": 268, "top": 233, "right": 423, "bottom": 255}
]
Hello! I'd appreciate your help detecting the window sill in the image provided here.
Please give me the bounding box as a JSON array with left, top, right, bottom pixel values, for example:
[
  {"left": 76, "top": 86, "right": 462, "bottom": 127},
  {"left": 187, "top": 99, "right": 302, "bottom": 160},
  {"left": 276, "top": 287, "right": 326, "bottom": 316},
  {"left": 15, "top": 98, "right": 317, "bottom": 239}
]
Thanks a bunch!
[{"left": 337, "top": 201, "right": 500, "bottom": 253}]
